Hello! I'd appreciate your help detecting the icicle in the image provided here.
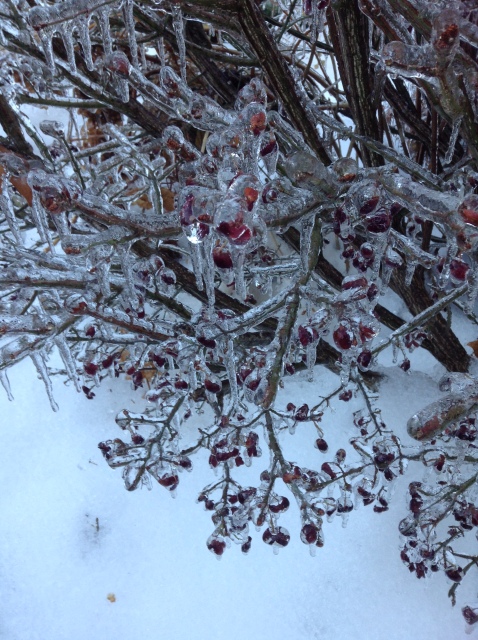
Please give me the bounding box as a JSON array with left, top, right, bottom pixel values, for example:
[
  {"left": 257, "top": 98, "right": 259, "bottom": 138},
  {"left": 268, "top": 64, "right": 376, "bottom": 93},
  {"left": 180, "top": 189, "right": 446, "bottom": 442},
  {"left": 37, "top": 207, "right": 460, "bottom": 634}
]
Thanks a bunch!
[
  {"left": 190, "top": 243, "right": 204, "bottom": 292},
  {"left": 171, "top": 4, "right": 187, "bottom": 82},
  {"left": 87, "top": 245, "right": 112, "bottom": 298},
  {"left": 203, "top": 239, "right": 216, "bottom": 308},
  {"left": 97, "top": 7, "right": 113, "bottom": 56},
  {"left": 445, "top": 117, "right": 462, "bottom": 165},
  {"left": 158, "top": 38, "right": 166, "bottom": 70},
  {"left": 0, "top": 177, "right": 23, "bottom": 244},
  {"left": 60, "top": 23, "right": 76, "bottom": 73},
  {"left": 404, "top": 262, "right": 416, "bottom": 287},
  {"left": 233, "top": 250, "right": 246, "bottom": 300},
  {"left": 0, "top": 369, "right": 13, "bottom": 401},
  {"left": 39, "top": 27, "right": 56, "bottom": 75},
  {"left": 339, "top": 354, "right": 353, "bottom": 387},
  {"left": 54, "top": 335, "right": 80, "bottom": 392},
  {"left": 76, "top": 15, "right": 94, "bottom": 70},
  {"left": 29, "top": 189, "right": 54, "bottom": 252},
  {"left": 140, "top": 43, "right": 147, "bottom": 70},
  {"left": 150, "top": 178, "right": 164, "bottom": 220},
  {"left": 300, "top": 215, "right": 314, "bottom": 272},
  {"left": 117, "top": 244, "right": 140, "bottom": 310},
  {"left": 122, "top": 0, "right": 139, "bottom": 68},
  {"left": 439, "top": 238, "right": 458, "bottom": 288},
  {"left": 465, "top": 266, "right": 478, "bottom": 313},
  {"left": 225, "top": 338, "right": 239, "bottom": 409},
  {"left": 305, "top": 341, "right": 316, "bottom": 381},
  {"left": 30, "top": 351, "right": 59, "bottom": 412}
]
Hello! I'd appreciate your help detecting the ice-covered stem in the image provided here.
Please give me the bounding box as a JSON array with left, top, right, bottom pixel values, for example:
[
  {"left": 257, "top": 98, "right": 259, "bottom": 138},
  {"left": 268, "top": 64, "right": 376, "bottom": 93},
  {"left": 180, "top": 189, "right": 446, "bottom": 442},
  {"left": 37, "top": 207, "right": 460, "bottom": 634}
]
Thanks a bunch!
[
  {"left": 408, "top": 393, "right": 478, "bottom": 441},
  {"left": 237, "top": 0, "right": 331, "bottom": 165},
  {"left": 373, "top": 283, "right": 468, "bottom": 358},
  {"left": 264, "top": 412, "right": 307, "bottom": 505},
  {"left": 265, "top": 412, "right": 373, "bottom": 498},
  {"left": 307, "top": 103, "right": 441, "bottom": 188},
  {"left": 76, "top": 196, "right": 181, "bottom": 239},
  {"left": 261, "top": 216, "right": 322, "bottom": 409},
  {"left": 66, "top": 296, "right": 176, "bottom": 342}
]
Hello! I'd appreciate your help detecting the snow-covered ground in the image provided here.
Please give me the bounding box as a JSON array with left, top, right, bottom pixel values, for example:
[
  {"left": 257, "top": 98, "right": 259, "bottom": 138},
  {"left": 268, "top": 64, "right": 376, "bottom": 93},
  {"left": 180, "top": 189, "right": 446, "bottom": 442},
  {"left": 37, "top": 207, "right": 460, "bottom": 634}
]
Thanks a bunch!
[{"left": 1, "top": 350, "right": 476, "bottom": 640}]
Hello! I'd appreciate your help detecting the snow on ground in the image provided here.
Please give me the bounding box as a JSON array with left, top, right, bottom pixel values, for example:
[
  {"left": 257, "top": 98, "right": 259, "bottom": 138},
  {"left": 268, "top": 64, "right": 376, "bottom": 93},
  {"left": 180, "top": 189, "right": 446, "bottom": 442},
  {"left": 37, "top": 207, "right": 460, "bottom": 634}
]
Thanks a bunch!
[{"left": 0, "top": 353, "right": 476, "bottom": 640}]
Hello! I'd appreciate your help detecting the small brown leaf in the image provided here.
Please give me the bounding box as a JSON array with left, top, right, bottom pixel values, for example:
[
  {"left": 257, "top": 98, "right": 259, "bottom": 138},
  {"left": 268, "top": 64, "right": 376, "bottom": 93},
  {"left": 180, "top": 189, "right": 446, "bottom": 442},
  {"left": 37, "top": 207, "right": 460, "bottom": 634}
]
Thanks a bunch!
[
  {"left": 133, "top": 193, "right": 153, "bottom": 210},
  {"left": 468, "top": 340, "right": 478, "bottom": 357},
  {"left": 161, "top": 187, "right": 175, "bottom": 212}
]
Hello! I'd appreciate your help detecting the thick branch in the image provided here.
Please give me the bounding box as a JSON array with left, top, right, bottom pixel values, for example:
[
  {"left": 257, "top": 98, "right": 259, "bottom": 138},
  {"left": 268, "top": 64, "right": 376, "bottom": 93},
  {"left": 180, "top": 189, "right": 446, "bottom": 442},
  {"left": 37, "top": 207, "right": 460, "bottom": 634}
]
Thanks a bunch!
[{"left": 327, "top": 0, "right": 383, "bottom": 167}]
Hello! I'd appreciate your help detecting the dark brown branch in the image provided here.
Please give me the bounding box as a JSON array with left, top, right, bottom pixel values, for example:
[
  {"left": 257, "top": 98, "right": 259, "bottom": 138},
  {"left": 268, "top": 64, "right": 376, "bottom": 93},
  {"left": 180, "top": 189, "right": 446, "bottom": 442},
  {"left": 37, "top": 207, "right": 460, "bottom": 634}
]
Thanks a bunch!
[
  {"left": 0, "top": 93, "right": 34, "bottom": 157},
  {"left": 327, "top": 0, "right": 383, "bottom": 167},
  {"left": 237, "top": 0, "right": 331, "bottom": 165}
]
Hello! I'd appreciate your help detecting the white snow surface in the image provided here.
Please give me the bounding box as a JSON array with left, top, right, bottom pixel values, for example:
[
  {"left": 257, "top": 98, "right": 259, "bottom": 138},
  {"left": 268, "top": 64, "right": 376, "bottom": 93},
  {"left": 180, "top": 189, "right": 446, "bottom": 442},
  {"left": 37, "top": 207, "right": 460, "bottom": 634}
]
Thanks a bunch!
[{"left": 0, "top": 354, "right": 476, "bottom": 640}]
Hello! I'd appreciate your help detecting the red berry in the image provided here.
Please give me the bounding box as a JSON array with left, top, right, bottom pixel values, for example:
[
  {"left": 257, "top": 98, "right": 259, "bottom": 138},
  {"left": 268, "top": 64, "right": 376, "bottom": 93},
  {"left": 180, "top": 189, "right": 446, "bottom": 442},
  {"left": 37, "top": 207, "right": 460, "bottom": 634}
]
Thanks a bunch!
[
  {"left": 333, "top": 324, "right": 356, "bottom": 350},
  {"left": 366, "top": 211, "right": 391, "bottom": 233},
  {"left": 269, "top": 497, "right": 290, "bottom": 513},
  {"left": 197, "top": 336, "right": 217, "bottom": 349},
  {"left": 295, "top": 404, "right": 309, "bottom": 421},
  {"left": 315, "top": 438, "right": 328, "bottom": 452},
  {"left": 357, "top": 350, "right": 372, "bottom": 370},
  {"left": 106, "top": 51, "right": 131, "bottom": 78},
  {"left": 449, "top": 258, "right": 469, "bottom": 282},
  {"left": 462, "top": 606, "right": 478, "bottom": 626},
  {"left": 207, "top": 536, "right": 226, "bottom": 556},
  {"left": 300, "top": 523, "right": 318, "bottom": 544},
  {"left": 458, "top": 195, "right": 478, "bottom": 226},
  {"left": 158, "top": 473, "right": 179, "bottom": 491},
  {"left": 84, "top": 362, "right": 98, "bottom": 376},
  {"left": 359, "top": 195, "right": 380, "bottom": 215},
  {"left": 298, "top": 324, "right": 319, "bottom": 346},
  {"left": 262, "top": 526, "right": 290, "bottom": 548},
  {"left": 217, "top": 220, "right": 252, "bottom": 246},
  {"left": 204, "top": 378, "right": 222, "bottom": 394},
  {"left": 212, "top": 244, "right": 233, "bottom": 269}
]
